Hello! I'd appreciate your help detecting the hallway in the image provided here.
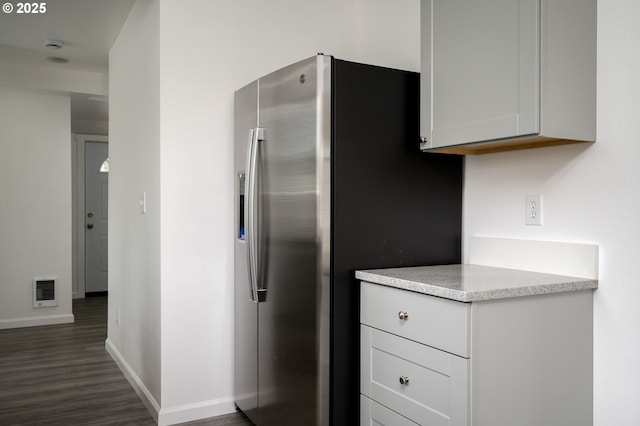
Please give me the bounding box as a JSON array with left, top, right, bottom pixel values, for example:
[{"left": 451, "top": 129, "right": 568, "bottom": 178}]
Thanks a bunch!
[{"left": 0, "top": 297, "right": 250, "bottom": 426}]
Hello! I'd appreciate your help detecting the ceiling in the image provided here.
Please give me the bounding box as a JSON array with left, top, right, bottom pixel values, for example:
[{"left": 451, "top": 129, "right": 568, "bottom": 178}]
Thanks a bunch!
[{"left": 0, "top": 0, "right": 135, "bottom": 124}]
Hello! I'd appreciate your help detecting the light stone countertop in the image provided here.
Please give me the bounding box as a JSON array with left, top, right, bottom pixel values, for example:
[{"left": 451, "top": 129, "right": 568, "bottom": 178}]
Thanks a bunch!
[{"left": 355, "top": 264, "right": 598, "bottom": 302}]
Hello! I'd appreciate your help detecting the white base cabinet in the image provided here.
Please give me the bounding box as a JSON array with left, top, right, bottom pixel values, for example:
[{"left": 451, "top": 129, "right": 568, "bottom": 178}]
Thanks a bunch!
[{"left": 360, "top": 281, "right": 593, "bottom": 426}]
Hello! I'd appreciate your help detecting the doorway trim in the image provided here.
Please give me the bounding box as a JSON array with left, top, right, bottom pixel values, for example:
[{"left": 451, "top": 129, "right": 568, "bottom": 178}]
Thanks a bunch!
[{"left": 72, "top": 134, "right": 108, "bottom": 299}]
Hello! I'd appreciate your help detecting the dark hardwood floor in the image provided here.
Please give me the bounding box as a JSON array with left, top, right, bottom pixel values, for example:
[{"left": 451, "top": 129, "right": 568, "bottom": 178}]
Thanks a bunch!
[{"left": 0, "top": 297, "right": 251, "bottom": 426}]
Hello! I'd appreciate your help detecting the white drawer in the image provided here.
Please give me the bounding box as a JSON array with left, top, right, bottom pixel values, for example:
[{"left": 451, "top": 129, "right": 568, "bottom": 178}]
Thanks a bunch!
[
  {"left": 361, "top": 325, "right": 469, "bottom": 426},
  {"left": 361, "top": 394, "right": 419, "bottom": 426},
  {"left": 360, "top": 282, "right": 470, "bottom": 357}
]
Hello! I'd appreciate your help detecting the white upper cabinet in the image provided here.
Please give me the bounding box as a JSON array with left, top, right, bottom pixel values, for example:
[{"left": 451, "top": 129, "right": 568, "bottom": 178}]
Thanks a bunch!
[{"left": 420, "top": 0, "right": 596, "bottom": 154}]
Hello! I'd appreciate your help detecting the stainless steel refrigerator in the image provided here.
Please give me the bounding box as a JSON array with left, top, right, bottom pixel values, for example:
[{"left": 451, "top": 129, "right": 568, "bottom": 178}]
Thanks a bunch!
[{"left": 234, "top": 54, "right": 463, "bottom": 425}]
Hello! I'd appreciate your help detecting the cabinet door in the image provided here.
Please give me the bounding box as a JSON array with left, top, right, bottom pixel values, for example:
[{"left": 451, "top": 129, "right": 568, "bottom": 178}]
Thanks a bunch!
[
  {"left": 421, "top": 0, "right": 539, "bottom": 149},
  {"left": 361, "top": 395, "right": 419, "bottom": 426},
  {"left": 361, "top": 326, "right": 469, "bottom": 426}
]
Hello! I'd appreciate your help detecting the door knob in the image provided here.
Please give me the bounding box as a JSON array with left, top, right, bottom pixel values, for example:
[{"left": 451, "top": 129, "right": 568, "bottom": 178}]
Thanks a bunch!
[{"left": 87, "top": 223, "right": 94, "bottom": 229}]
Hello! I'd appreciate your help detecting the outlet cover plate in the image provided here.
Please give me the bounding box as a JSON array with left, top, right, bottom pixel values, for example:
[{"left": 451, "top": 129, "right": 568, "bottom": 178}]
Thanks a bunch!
[{"left": 526, "top": 194, "right": 542, "bottom": 226}]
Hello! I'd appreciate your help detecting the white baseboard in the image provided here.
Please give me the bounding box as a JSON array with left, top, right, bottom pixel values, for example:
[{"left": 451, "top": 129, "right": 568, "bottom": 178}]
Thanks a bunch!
[
  {"left": 469, "top": 236, "right": 598, "bottom": 279},
  {"left": 0, "top": 313, "right": 74, "bottom": 330},
  {"left": 158, "top": 397, "right": 236, "bottom": 426},
  {"left": 105, "top": 338, "right": 160, "bottom": 423},
  {"left": 105, "top": 339, "right": 236, "bottom": 426}
]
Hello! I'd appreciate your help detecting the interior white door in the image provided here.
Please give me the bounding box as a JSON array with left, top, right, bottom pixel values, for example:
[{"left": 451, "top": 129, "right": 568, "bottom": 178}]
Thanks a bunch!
[{"left": 85, "top": 141, "right": 108, "bottom": 293}]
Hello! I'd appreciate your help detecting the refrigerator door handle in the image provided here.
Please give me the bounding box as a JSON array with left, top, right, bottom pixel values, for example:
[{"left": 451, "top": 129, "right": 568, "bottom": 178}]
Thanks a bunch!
[
  {"left": 245, "top": 128, "right": 258, "bottom": 302},
  {"left": 245, "top": 127, "right": 265, "bottom": 302}
]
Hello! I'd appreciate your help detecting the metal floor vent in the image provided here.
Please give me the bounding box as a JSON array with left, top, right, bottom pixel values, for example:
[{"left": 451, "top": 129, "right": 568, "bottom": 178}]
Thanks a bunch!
[{"left": 33, "top": 277, "right": 57, "bottom": 308}]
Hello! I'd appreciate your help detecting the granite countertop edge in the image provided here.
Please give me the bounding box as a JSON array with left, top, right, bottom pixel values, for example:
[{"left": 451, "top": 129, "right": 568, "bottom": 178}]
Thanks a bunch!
[{"left": 355, "top": 266, "right": 598, "bottom": 303}]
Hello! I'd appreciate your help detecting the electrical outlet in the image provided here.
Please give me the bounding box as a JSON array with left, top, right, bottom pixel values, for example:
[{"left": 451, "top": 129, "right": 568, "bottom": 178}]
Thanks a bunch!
[{"left": 525, "top": 194, "right": 542, "bottom": 226}]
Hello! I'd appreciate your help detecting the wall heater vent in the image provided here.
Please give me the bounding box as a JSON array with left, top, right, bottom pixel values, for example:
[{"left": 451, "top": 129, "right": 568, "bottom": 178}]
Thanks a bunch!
[{"left": 33, "top": 277, "right": 58, "bottom": 308}]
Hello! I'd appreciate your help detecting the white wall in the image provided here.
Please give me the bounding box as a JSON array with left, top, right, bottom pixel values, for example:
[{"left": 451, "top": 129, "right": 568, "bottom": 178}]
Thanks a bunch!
[
  {"left": 0, "top": 29, "right": 108, "bottom": 328},
  {"left": 0, "top": 62, "right": 108, "bottom": 96},
  {"left": 0, "top": 87, "right": 73, "bottom": 328},
  {"left": 108, "top": 0, "right": 419, "bottom": 423},
  {"left": 158, "top": 0, "right": 420, "bottom": 420},
  {"left": 463, "top": 0, "right": 640, "bottom": 423},
  {"left": 108, "top": 0, "right": 162, "bottom": 408},
  {"left": 110, "top": 0, "right": 640, "bottom": 423}
]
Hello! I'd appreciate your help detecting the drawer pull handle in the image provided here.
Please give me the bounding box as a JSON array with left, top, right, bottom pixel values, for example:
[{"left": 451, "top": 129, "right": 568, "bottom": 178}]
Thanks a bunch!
[
  {"left": 399, "top": 376, "right": 410, "bottom": 386},
  {"left": 398, "top": 311, "right": 409, "bottom": 321}
]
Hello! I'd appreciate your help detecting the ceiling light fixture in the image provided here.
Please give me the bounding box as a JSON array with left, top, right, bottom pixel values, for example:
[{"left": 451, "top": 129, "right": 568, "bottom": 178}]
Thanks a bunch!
[
  {"left": 46, "top": 56, "right": 70, "bottom": 64},
  {"left": 44, "top": 39, "right": 63, "bottom": 49}
]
